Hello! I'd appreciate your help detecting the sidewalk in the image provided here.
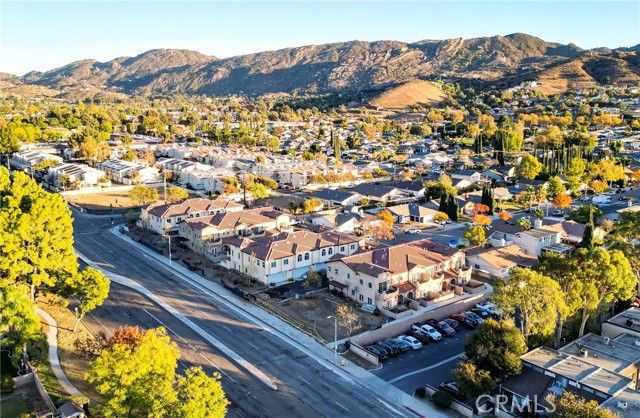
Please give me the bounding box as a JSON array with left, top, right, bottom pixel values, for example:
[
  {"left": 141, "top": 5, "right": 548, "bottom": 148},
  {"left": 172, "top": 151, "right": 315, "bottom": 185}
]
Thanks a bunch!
[
  {"left": 107, "top": 226, "right": 457, "bottom": 418},
  {"left": 36, "top": 308, "right": 86, "bottom": 398}
]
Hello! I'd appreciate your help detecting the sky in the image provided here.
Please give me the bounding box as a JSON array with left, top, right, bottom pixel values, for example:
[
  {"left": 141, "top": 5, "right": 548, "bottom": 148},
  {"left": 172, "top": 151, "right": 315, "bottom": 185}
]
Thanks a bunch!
[{"left": 1, "top": 0, "right": 639, "bottom": 76}]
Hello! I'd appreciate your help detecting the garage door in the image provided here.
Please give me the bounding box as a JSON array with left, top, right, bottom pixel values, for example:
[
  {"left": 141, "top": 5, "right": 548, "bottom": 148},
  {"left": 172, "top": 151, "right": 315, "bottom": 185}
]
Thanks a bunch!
[{"left": 268, "top": 272, "right": 287, "bottom": 286}]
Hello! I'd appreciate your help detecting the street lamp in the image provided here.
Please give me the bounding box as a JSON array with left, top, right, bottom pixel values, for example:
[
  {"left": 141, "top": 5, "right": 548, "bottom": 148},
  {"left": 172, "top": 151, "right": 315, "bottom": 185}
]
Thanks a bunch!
[
  {"left": 327, "top": 315, "right": 337, "bottom": 363},
  {"left": 164, "top": 234, "right": 172, "bottom": 265}
]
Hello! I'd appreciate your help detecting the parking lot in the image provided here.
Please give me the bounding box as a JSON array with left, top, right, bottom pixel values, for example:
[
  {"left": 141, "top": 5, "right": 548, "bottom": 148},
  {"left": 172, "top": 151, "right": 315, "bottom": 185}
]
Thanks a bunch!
[{"left": 371, "top": 326, "right": 474, "bottom": 395}]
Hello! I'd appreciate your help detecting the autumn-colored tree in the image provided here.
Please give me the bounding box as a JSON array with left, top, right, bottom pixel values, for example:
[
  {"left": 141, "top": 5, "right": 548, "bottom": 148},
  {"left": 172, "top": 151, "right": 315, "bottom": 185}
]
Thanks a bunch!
[
  {"left": 589, "top": 180, "right": 608, "bottom": 194},
  {"left": 472, "top": 214, "right": 491, "bottom": 226},
  {"left": 631, "top": 169, "right": 640, "bottom": 182},
  {"left": 372, "top": 222, "right": 395, "bottom": 241},
  {"left": 302, "top": 198, "right": 323, "bottom": 214},
  {"left": 129, "top": 184, "right": 159, "bottom": 206},
  {"left": 553, "top": 194, "right": 572, "bottom": 210},
  {"left": 433, "top": 212, "right": 449, "bottom": 224},
  {"left": 106, "top": 326, "right": 147, "bottom": 350},
  {"left": 498, "top": 211, "right": 513, "bottom": 221},
  {"left": 376, "top": 210, "right": 394, "bottom": 228},
  {"left": 473, "top": 203, "right": 490, "bottom": 215},
  {"left": 166, "top": 187, "right": 189, "bottom": 203}
]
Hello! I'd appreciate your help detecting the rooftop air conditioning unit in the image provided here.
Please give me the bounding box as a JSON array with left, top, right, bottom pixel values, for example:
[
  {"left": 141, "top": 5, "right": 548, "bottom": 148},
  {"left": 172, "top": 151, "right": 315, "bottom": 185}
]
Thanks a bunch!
[
  {"left": 617, "top": 401, "right": 628, "bottom": 411},
  {"left": 635, "top": 340, "right": 640, "bottom": 347},
  {"left": 627, "top": 319, "right": 635, "bottom": 327},
  {"left": 580, "top": 349, "right": 588, "bottom": 357}
]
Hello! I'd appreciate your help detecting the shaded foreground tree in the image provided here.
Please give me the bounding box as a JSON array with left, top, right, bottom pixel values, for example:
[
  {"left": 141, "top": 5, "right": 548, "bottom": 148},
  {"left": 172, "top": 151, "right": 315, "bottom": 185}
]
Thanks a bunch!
[
  {"left": 550, "top": 391, "right": 616, "bottom": 418},
  {"left": 451, "top": 361, "right": 492, "bottom": 399},
  {"left": 89, "top": 327, "right": 229, "bottom": 418},
  {"left": 464, "top": 319, "right": 527, "bottom": 381}
]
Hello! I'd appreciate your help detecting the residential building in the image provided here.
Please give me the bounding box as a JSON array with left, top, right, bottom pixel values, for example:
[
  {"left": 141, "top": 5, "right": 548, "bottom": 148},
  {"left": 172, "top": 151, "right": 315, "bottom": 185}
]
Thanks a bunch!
[
  {"left": 48, "top": 163, "right": 106, "bottom": 189},
  {"left": 311, "top": 189, "right": 362, "bottom": 207},
  {"left": 310, "top": 212, "right": 376, "bottom": 233},
  {"left": 464, "top": 244, "right": 538, "bottom": 279},
  {"left": 351, "top": 184, "right": 407, "bottom": 203},
  {"left": 226, "top": 230, "right": 362, "bottom": 286},
  {"left": 326, "top": 239, "right": 471, "bottom": 314},
  {"left": 386, "top": 203, "right": 439, "bottom": 224},
  {"left": 488, "top": 221, "right": 563, "bottom": 256},
  {"left": 602, "top": 307, "right": 640, "bottom": 339},
  {"left": 140, "top": 197, "right": 244, "bottom": 235},
  {"left": 9, "top": 149, "right": 63, "bottom": 171},
  {"left": 98, "top": 159, "right": 160, "bottom": 184},
  {"left": 178, "top": 207, "right": 290, "bottom": 258}
]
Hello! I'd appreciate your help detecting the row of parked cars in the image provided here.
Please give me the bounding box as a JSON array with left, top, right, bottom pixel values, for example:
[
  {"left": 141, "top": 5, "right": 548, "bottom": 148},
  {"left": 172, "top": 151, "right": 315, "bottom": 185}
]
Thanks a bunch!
[{"left": 364, "top": 302, "right": 501, "bottom": 361}]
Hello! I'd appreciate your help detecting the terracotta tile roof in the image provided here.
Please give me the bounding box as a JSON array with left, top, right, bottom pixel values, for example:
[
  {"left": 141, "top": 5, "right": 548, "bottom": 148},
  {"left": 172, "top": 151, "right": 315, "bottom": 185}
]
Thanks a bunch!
[
  {"left": 182, "top": 208, "right": 284, "bottom": 231},
  {"left": 147, "top": 198, "right": 243, "bottom": 218}
]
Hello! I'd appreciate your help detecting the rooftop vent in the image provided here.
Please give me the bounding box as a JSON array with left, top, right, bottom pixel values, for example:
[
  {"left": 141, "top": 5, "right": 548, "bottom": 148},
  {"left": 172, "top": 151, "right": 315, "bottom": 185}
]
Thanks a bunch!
[
  {"left": 626, "top": 319, "right": 635, "bottom": 327},
  {"left": 617, "top": 401, "right": 628, "bottom": 411},
  {"left": 580, "top": 349, "right": 588, "bottom": 357}
]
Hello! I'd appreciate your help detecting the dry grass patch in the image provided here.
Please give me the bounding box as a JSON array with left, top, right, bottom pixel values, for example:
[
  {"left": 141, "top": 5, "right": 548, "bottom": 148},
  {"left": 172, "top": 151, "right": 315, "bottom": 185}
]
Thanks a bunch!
[
  {"left": 37, "top": 294, "right": 105, "bottom": 404},
  {"left": 370, "top": 79, "right": 447, "bottom": 109}
]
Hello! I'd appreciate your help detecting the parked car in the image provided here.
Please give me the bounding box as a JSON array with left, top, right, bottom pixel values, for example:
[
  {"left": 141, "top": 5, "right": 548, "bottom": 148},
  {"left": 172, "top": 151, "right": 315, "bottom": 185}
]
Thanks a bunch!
[
  {"left": 405, "top": 227, "right": 420, "bottom": 234},
  {"left": 619, "top": 196, "right": 628, "bottom": 201},
  {"left": 365, "top": 345, "right": 389, "bottom": 360},
  {"left": 398, "top": 335, "right": 422, "bottom": 350},
  {"left": 361, "top": 304, "right": 377, "bottom": 314},
  {"left": 375, "top": 341, "right": 399, "bottom": 356},
  {"left": 385, "top": 338, "right": 410, "bottom": 352},
  {"left": 425, "top": 319, "right": 456, "bottom": 337},
  {"left": 438, "top": 382, "right": 465, "bottom": 400},
  {"left": 450, "top": 313, "right": 477, "bottom": 329},
  {"left": 476, "top": 302, "right": 502, "bottom": 317},
  {"left": 464, "top": 311, "right": 485, "bottom": 324},
  {"left": 411, "top": 323, "right": 443, "bottom": 341},
  {"left": 470, "top": 308, "right": 492, "bottom": 320},
  {"left": 552, "top": 209, "right": 564, "bottom": 216},
  {"left": 443, "top": 318, "right": 461, "bottom": 330},
  {"left": 408, "top": 330, "right": 431, "bottom": 344}
]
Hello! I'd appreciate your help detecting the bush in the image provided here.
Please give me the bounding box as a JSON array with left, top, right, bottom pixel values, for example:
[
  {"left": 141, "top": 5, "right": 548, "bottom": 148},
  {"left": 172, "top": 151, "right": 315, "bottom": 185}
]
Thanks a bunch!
[
  {"left": 432, "top": 390, "right": 452, "bottom": 408},
  {"left": 414, "top": 387, "right": 427, "bottom": 398},
  {"left": 1, "top": 375, "right": 16, "bottom": 393}
]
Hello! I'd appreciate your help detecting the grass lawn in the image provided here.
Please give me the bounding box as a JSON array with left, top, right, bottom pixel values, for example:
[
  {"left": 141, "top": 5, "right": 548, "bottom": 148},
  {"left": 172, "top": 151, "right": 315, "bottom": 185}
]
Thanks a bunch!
[
  {"left": 0, "top": 395, "right": 32, "bottom": 417},
  {"left": 37, "top": 294, "right": 105, "bottom": 405}
]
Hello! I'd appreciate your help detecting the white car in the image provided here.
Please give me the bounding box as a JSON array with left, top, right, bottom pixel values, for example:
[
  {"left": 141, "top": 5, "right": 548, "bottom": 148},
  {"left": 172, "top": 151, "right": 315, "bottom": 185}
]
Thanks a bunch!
[
  {"left": 476, "top": 302, "right": 502, "bottom": 317},
  {"left": 398, "top": 335, "right": 422, "bottom": 350},
  {"left": 405, "top": 227, "right": 420, "bottom": 234},
  {"left": 412, "top": 323, "right": 442, "bottom": 341}
]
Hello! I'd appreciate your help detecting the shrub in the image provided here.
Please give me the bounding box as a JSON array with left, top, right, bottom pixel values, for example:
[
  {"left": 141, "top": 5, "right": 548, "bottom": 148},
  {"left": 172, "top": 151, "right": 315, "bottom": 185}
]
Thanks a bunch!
[
  {"left": 414, "top": 387, "right": 427, "bottom": 398},
  {"left": 1, "top": 375, "right": 16, "bottom": 394},
  {"left": 432, "top": 390, "right": 452, "bottom": 408}
]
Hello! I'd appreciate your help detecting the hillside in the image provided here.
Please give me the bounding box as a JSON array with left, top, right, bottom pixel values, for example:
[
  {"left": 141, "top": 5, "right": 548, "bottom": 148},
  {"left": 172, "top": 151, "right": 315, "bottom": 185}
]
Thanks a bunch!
[
  {"left": 2, "top": 33, "right": 638, "bottom": 98},
  {"left": 369, "top": 80, "right": 447, "bottom": 109}
]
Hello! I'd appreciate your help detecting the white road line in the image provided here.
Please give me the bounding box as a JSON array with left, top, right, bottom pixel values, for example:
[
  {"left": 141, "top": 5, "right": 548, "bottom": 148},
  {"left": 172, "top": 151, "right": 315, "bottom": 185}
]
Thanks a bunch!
[
  {"left": 196, "top": 352, "right": 238, "bottom": 384},
  {"left": 334, "top": 401, "right": 349, "bottom": 412},
  {"left": 388, "top": 352, "right": 465, "bottom": 383},
  {"left": 298, "top": 376, "right": 311, "bottom": 386},
  {"left": 248, "top": 342, "right": 258, "bottom": 350},
  {"left": 142, "top": 308, "right": 189, "bottom": 344},
  {"left": 222, "top": 325, "right": 232, "bottom": 332}
]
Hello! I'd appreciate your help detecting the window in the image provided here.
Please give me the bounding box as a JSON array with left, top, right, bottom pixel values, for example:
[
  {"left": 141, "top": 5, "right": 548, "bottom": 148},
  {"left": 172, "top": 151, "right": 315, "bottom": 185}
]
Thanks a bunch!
[
  {"left": 347, "top": 273, "right": 351, "bottom": 279},
  {"left": 351, "top": 290, "right": 355, "bottom": 296},
  {"left": 368, "top": 282, "right": 372, "bottom": 289},
  {"left": 359, "top": 279, "right": 363, "bottom": 285},
  {"left": 262, "top": 262, "right": 265, "bottom": 267},
  {"left": 298, "top": 254, "right": 302, "bottom": 262},
  {"left": 271, "top": 261, "right": 276, "bottom": 268},
  {"left": 167, "top": 219, "right": 172, "bottom": 224},
  {"left": 340, "top": 246, "right": 345, "bottom": 252},
  {"left": 328, "top": 248, "right": 333, "bottom": 255},
  {"left": 378, "top": 282, "right": 387, "bottom": 293},
  {"left": 350, "top": 244, "right": 355, "bottom": 250},
  {"left": 284, "top": 259, "right": 289, "bottom": 265},
  {"left": 256, "top": 260, "right": 260, "bottom": 266},
  {"left": 474, "top": 264, "right": 480, "bottom": 269},
  {"left": 335, "top": 268, "right": 339, "bottom": 274},
  {"left": 359, "top": 294, "right": 364, "bottom": 302},
  {"left": 305, "top": 253, "right": 310, "bottom": 260},
  {"left": 321, "top": 249, "right": 326, "bottom": 256},
  {"left": 367, "top": 297, "right": 372, "bottom": 304}
]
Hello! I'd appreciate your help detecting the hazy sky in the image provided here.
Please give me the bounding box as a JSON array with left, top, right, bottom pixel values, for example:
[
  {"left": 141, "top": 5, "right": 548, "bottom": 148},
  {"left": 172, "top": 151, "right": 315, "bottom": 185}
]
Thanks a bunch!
[{"left": 1, "top": 0, "right": 639, "bottom": 75}]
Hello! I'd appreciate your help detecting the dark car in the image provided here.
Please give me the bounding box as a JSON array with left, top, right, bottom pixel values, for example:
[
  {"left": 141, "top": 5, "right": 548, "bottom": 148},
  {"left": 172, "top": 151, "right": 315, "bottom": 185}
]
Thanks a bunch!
[
  {"left": 438, "top": 382, "right": 465, "bottom": 400},
  {"left": 365, "top": 345, "right": 389, "bottom": 360},
  {"left": 425, "top": 319, "right": 456, "bottom": 337},
  {"left": 464, "top": 311, "right": 485, "bottom": 324},
  {"left": 450, "top": 313, "right": 477, "bottom": 329},
  {"left": 470, "top": 308, "right": 492, "bottom": 320},
  {"left": 619, "top": 196, "right": 628, "bottom": 201},
  {"left": 375, "top": 341, "right": 399, "bottom": 356},
  {"left": 443, "top": 318, "right": 461, "bottom": 330},
  {"left": 383, "top": 338, "right": 410, "bottom": 353},
  {"left": 408, "top": 330, "right": 431, "bottom": 344}
]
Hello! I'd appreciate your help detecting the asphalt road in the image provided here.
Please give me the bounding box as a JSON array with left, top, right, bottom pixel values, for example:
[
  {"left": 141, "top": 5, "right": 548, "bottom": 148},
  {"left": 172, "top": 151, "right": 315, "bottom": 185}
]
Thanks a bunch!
[{"left": 72, "top": 213, "right": 402, "bottom": 418}]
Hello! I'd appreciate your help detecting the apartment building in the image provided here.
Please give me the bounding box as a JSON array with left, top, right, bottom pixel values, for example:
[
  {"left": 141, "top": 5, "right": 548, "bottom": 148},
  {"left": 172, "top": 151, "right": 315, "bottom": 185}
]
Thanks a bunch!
[
  {"left": 326, "top": 239, "right": 471, "bottom": 312},
  {"left": 226, "top": 230, "right": 362, "bottom": 286},
  {"left": 98, "top": 159, "right": 159, "bottom": 184}
]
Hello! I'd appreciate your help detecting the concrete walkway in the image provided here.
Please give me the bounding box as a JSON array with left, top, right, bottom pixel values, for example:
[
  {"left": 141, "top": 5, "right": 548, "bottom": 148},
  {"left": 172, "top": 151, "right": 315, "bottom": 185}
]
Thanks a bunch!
[
  {"left": 36, "top": 308, "right": 86, "bottom": 398},
  {"left": 103, "top": 226, "right": 457, "bottom": 418}
]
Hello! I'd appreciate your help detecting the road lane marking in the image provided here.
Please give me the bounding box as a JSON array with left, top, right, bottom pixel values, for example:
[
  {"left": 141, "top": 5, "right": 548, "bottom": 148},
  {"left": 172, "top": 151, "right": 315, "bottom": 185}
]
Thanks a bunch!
[
  {"left": 248, "top": 342, "right": 258, "bottom": 350},
  {"left": 298, "top": 376, "right": 311, "bottom": 386},
  {"left": 335, "top": 401, "right": 349, "bottom": 412},
  {"left": 222, "top": 325, "right": 232, "bottom": 332},
  {"left": 143, "top": 308, "right": 189, "bottom": 344},
  {"left": 388, "top": 352, "right": 465, "bottom": 383}
]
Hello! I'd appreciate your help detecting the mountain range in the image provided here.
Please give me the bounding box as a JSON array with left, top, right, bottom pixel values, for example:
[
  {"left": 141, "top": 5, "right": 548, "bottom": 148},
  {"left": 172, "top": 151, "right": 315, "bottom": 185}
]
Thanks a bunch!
[{"left": 2, "top": 33, "right": 639, "bottom": 101}]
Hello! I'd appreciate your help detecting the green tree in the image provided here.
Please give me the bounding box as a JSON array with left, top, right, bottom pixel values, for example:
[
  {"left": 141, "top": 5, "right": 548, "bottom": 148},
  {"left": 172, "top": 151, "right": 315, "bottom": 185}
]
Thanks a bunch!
[
  {"left": 0, "top": 120, "right": 21, "bottom": 168},
  {"left": 302, "top": 268, "right": 322, "bottom": 291},
  {"left": 464, "top": 225, "right": 486, "bottom": 247},
  {"left": 248, "top": 182, "right": 269, "bottom": 200},
  {"left": 166, "top": 187, "right": 189, "bottom": 204},
  {"left": 516, "top": 154, "right": 543, "bottom": 180},
  {"left": 68, "top": 267, "right": 110, "bottom": 332},
  {"left": 451, "top": 362, "right": 493, "bottom": 399},
  {"left": 546, "top": 176, "right": 566, "bottom": 199},
  {"left": 550, "top": 391, "right": 616, "bottom": 418},
  {"left": 265, "top": 136, "right": 280, "bottom": 153},
  {"left": 606, "top": 212, "right": 640, "bottom": 291},
  {"left": 0, "top": 285, "right": 41, "bottom": 353},
  {"left": 173, "top": 367, "right": 229, "bottom": 418},
  {"left": 493, "top": 268, "right": 567, "bottom": 344},
  {"left": 129, "top": 185, "right": 159, "bottom": 206},
  {"left": 0, "top": 171, "right": 78, "bottom": 300},
  {"left": 89, "top": 327, "right": 180, "bottom": 417},
  {"left": 572, "top": 247, "right": 636, "bottom": 337},
  {"left": 464, "top": 319, "right": 527, "bottom": 380}
]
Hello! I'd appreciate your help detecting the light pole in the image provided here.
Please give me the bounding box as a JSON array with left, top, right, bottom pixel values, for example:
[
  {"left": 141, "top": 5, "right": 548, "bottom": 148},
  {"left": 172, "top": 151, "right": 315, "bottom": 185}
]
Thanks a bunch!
[
  {"left": 164, "top": 234, "right": 172, "bottom": 265},
  {"left": 327, "top": 315, "right": 337, "bottom": 363}
]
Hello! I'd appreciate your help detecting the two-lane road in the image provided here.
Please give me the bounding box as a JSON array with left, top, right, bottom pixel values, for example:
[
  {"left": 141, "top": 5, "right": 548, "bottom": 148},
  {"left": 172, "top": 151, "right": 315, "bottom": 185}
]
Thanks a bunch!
[{"left": 72, "top": 213, "right": 404, "bottom": 418}]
